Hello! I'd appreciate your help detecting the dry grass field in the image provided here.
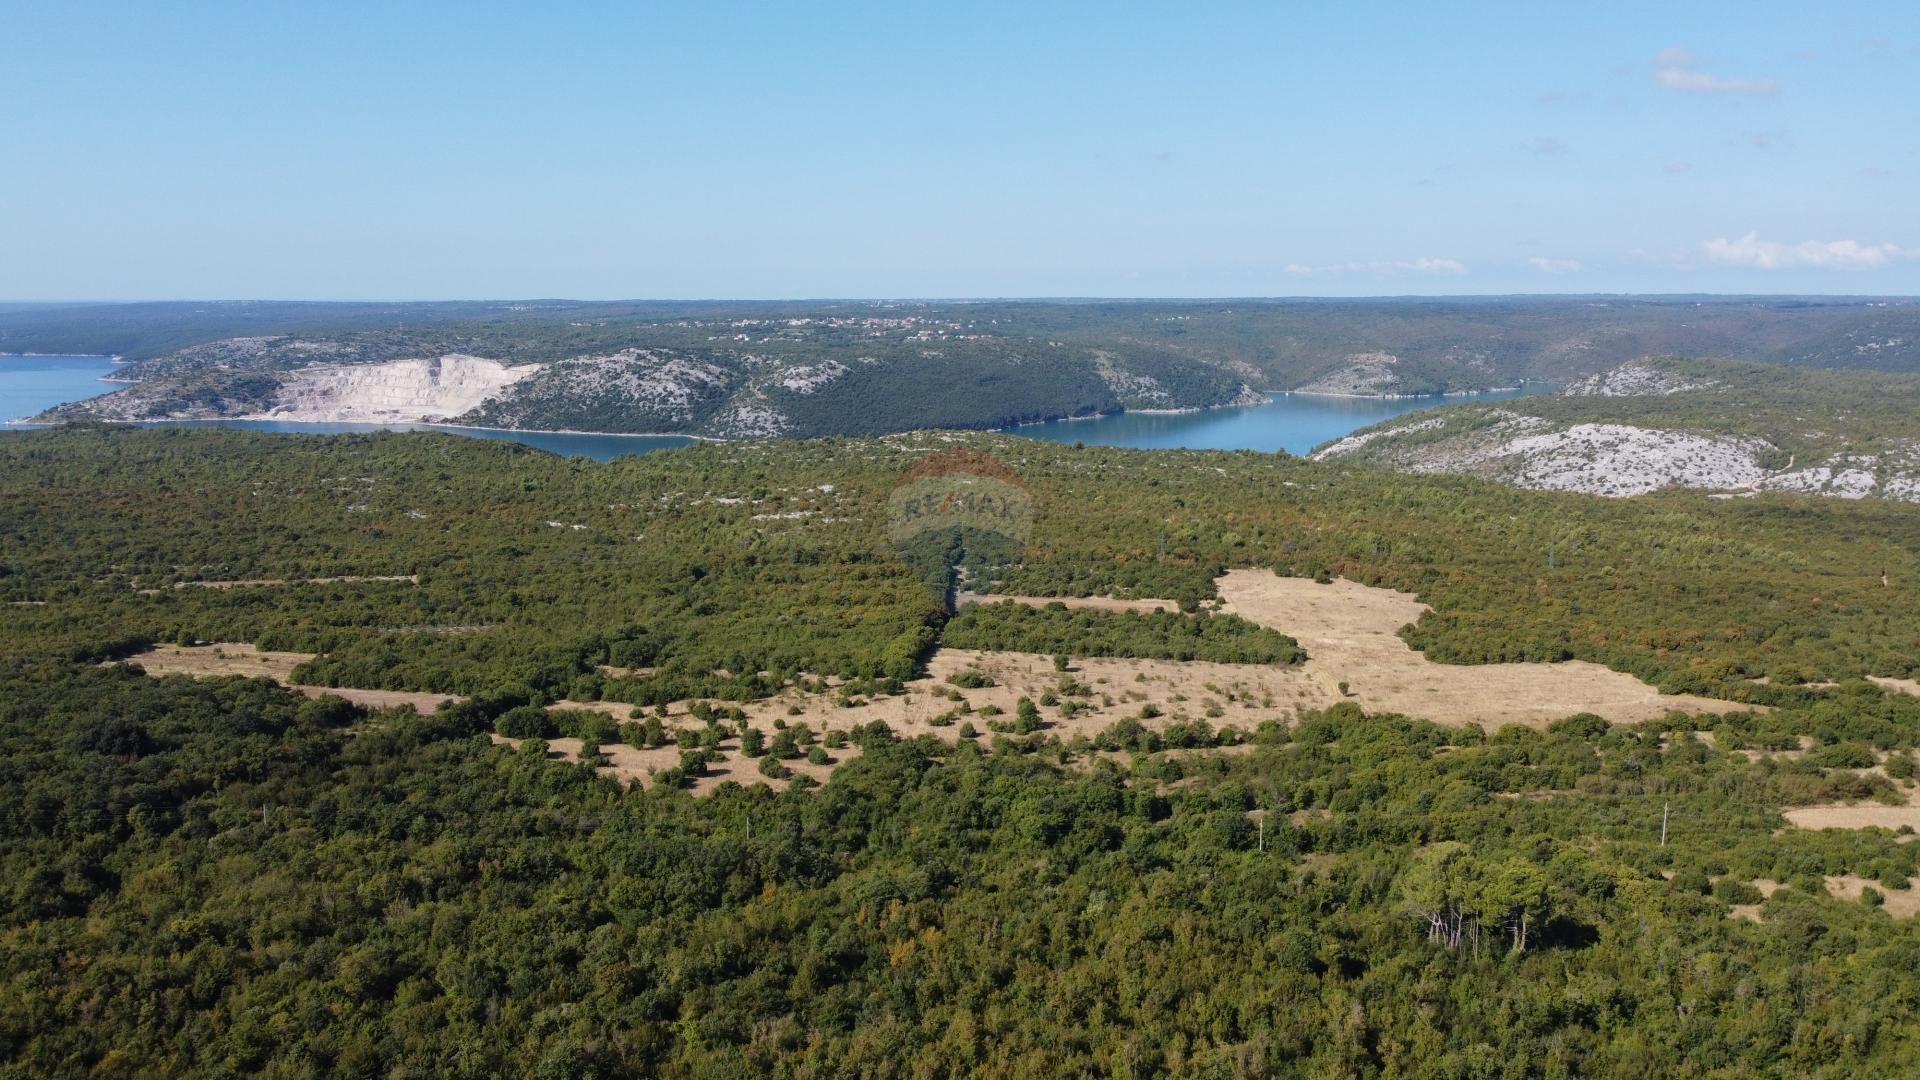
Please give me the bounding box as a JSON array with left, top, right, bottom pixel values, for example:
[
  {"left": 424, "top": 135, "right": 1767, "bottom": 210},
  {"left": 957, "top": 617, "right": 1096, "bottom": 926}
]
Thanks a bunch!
[
  {"left": 490, "top": 733, "right": 864, "bottom": 794},
  {"left": 955, "top": 591, "right": 1185, "bottom": 615},
  {"left": 122, "top": 565, "right": 1777, "bottom": 799},
  {"left": 1214, "top": 569, "right": 1752, "bottom": 728},
  {"left": 1784, "top": 778, "right": 1920, "bottom": 832},
  {"left": 125, "top": 643, "right": 462, "bottom": 712}
]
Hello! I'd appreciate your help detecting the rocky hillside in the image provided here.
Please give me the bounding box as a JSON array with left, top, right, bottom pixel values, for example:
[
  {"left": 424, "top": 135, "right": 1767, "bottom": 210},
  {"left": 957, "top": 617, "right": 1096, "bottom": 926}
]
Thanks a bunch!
[
  {"left": 38, "top": 319, "right": 1258, "bottom": 438},
  {"left": 1313, "top": 357, "right": 1920, "bottom": 502}
]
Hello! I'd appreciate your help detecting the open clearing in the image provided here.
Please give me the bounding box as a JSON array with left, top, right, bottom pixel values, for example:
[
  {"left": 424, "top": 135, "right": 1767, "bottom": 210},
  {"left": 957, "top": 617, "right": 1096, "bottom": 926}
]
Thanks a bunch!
[
  {"left": 1213, "top": 569, "right": 1751, "bottom": 728},
  {"left": 955, "top": 591, "right": 1184, "bottom": 615},
  {"left": 1725, "top": 876, "right": 1920, "bottom": 921},
  {"left": 491, "top": 733, "right": 863, "bottom": 795},
  {"left": 1784, "top": 777, "right": 1920, "bottom": 831},
  {"left": 1871, "top": 676, "right": 1920, "bottom": 697},
  {"left": 124, "top": 563, "right": 1766, "bottom": 799},
  {"left": 687, "top": 647, "right": 1333, "bottom": 748},
  {"left": 125, "top": 643, "right": 462, "bottom": 712},
  {"left": 1826, "top": 874, "right": 1920, "bottom": 917},
  {"left": 543, "top": 647, "right": 1298, "bottom": 794}
]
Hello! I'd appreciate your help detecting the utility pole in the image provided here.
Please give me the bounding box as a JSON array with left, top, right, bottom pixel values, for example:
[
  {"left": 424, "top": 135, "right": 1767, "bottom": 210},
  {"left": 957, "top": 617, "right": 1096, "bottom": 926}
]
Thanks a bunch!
[{"left": 1660, "top": 803, "right": 1669, "bottom": 847}]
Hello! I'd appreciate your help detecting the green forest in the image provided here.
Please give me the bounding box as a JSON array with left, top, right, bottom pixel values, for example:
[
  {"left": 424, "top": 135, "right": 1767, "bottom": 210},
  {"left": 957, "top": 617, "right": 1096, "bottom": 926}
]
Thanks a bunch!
[{"left": 6, "top": 425, "right": 1920, "bottom": 1076}]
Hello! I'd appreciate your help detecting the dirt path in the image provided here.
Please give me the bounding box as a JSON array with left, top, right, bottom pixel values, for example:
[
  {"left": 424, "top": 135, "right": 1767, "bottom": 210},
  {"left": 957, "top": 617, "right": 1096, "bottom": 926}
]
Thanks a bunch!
[{"left": 1213, "top": 569, "right": 1751, "bottom": 729}]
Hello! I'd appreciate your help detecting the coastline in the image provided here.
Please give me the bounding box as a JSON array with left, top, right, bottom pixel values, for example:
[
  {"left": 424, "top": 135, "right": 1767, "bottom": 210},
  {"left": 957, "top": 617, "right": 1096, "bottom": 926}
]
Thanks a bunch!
[
  {"left": 4, "top": 415, "right": 716, "bottom": 442},
  {"left": 1284, "top": 385, "right": 1530, "bottom": 401},
  {"left": 1005, "top": 390, "right": 1274, "bottom": 427}
]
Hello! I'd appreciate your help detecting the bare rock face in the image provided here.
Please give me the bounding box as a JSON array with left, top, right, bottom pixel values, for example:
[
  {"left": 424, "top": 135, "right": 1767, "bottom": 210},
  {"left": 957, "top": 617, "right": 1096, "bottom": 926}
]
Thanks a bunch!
[
  {"left": 1562, "top": 357, "right": 1714, "bottom": 397},
  {"left": 1315, "top": 406, "right": 1920, "bottom": 503},
  {"left": 264, "top": 355, "right": 540, "bottom": 423},
  {"left": 459, "top": 349, "right": 745, "bottom": 433},
  {"left": 1314, "top": 410, "right": 1773, "bottom": 496},
  {"left": 1294, "top": 352, "right": 1403, "bottom": 396}
]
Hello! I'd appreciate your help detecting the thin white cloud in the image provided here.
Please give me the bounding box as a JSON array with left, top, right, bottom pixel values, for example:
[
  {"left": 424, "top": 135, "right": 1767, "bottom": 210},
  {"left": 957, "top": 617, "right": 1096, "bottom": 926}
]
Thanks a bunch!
[
  {"left": 1516, "top": 135, "right": 1571, "bottom": 157},
  {"left": 1654, "top": 47, "right": 1778, "bottom": 95},
  {"left": 1285, "top": 258, "right": 1467, "bottom": 276},
  {"left": 1527, "top": 257, "right": 1581, "bottom": 274},
  {"left": 1701, "top": 232, "right": 1910, "bottom": 269}
]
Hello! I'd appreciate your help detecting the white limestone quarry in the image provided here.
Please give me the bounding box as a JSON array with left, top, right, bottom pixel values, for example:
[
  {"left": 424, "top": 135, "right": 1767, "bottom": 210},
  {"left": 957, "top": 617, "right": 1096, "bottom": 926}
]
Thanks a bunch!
[{"left": 257, "top": 355, "right": 540, "bottom": 423}]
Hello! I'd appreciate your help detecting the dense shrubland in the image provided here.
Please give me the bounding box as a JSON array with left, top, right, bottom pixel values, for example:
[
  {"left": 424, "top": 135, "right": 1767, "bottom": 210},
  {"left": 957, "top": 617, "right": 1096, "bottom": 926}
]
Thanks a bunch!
[
  {"left": 3, "top": 426, "right": 1917, "bottom": 702},
  {"left": 8, "top": 661, "right": 1920, "bottom": 1075},
  {"left": 7, "top": 426, "right": 1920, "bottom": 1074}
]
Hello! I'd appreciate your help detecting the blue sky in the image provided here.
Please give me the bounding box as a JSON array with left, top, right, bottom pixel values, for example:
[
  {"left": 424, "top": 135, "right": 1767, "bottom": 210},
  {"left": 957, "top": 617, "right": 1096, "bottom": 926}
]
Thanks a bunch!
[{"left": 4, "top": 1, "right": 1917, "bottom": 299}]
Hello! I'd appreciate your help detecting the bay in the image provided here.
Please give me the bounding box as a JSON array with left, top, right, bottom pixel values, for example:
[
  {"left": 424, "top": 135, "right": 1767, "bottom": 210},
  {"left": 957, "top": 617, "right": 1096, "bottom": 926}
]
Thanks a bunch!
[
  {"left": 1002, "top": 387, "right": 1549, "bottom": 456},
  {"left": 3, "top": 357, "right": 1547, "bottom": 460}
]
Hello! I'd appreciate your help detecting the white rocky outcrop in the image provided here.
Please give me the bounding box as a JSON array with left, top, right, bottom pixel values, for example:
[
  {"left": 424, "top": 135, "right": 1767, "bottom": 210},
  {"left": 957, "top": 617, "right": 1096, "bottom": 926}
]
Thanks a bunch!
[
  {"left": 1562, "top": 358, "right": 1713, "bottom": 397},
  {"left": 708, "top": 399, "right": 790, "bottom": 438},
  {"left": 1312, "top": 415, "right": 1446, "bottom": 457},
  {"left": 1316, "top": 409, "right": 1920, "bottom": 503},
  {"left": 1295, "top": 352, "right": 1402, "bottom": 396},
  {"left": 258, "top": 355, "right": 539, "bottom": 423},
  {"left": 1760, "top": 455, "right": 1882, "bottom": 499},
  {"left": 1321, "top": 411, "right": 1770, "bottom": 496},
  {"left": 775, "top": 360, "right": 849, "bottom": 394},
  {"left": 1490, "top": 422, "right": 1769, "bottom": 496}
]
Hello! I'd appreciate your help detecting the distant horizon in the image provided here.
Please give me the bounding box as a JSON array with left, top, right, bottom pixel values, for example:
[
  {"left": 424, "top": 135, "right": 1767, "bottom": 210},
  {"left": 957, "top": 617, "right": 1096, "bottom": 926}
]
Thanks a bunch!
[{"left": 4, "top": 292, "right": 1918, "bottom": 307}]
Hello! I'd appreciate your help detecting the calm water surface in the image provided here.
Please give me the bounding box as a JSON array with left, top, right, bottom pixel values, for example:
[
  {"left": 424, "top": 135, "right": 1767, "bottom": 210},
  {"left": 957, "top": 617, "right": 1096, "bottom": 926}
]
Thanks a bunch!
[
  {"left": 2, "top": 356, "right": 1547, "bottom": 460},
  {"left": 0, "top": 354, "right": 124, "bottom": 420},
  {"left": 1004, "top": 387, "right": 1550, "bottom": 456}
]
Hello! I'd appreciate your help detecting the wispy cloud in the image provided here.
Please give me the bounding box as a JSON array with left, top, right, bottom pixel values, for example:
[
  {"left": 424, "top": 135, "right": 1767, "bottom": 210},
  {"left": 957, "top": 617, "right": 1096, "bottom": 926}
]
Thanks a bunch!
[
  {"left": 1527, "top": 257, "right": 1581, "bottom": 274},
  {"left": 1516, "top": 135, "right": 1570, "bottom": 157},
  {"left": 1654, "top": 47, "right": 1778, "bottom": 95},
  {"left": 1701, "top": 232, "right": 1910, "bottom": 269},
  {"left": 1284, "top": 258, "right": 1467, "bottom": 276}
]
